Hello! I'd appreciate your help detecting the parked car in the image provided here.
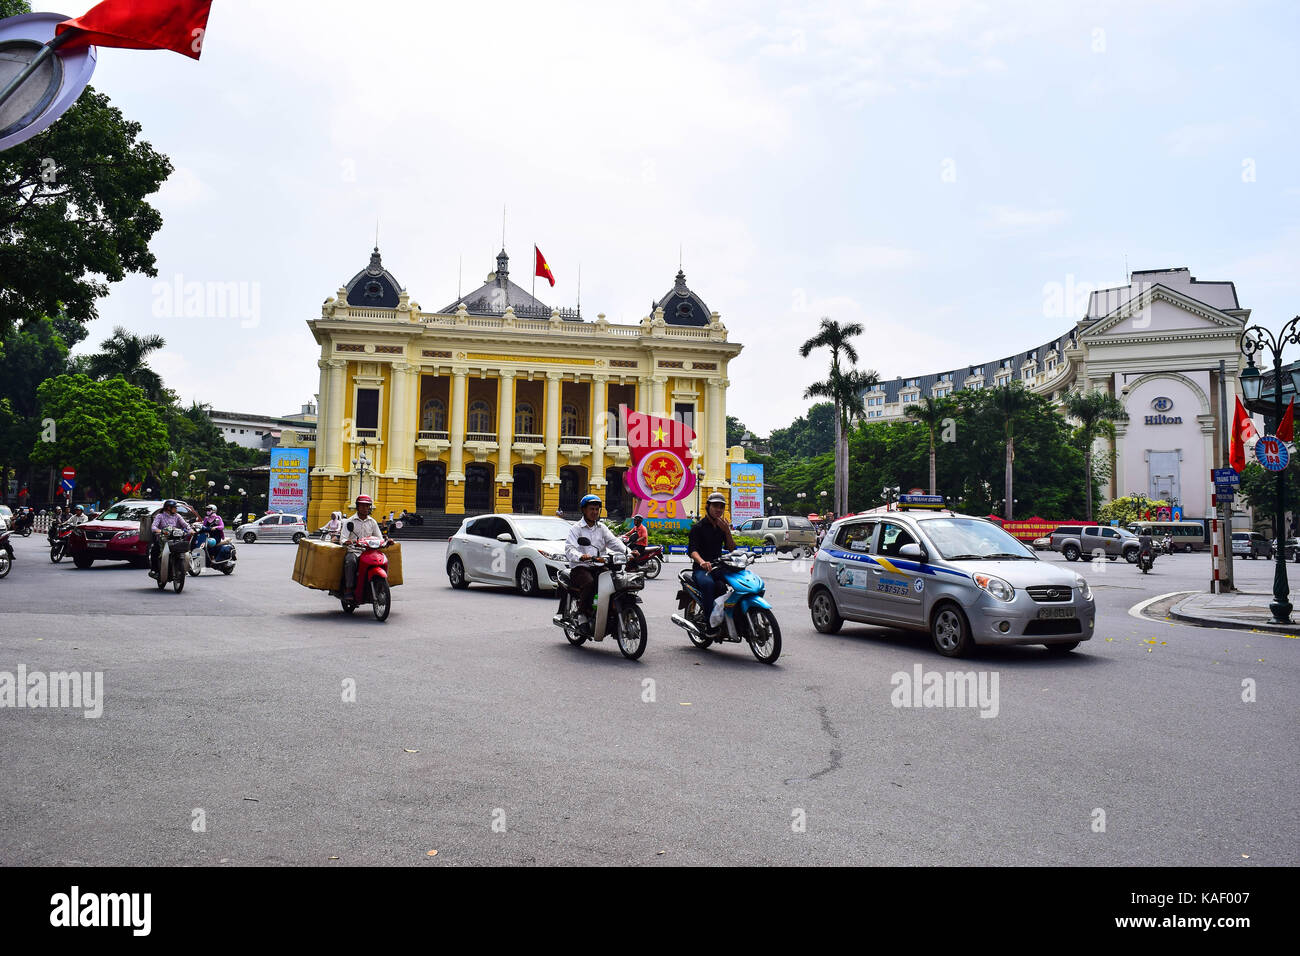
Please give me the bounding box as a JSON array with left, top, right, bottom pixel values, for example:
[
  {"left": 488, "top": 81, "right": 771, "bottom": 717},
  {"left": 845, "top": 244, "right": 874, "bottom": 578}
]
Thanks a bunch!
[
  {"left": 1032, "top": 535, "right": 1051, "bottom": 550},
  {"left": 445, "top": 514, "right": 575, "bottom": 596},
  {"left": 0, "top": 505, "right": 10, "bottom": 531},
  {"left": 807, "top": 506, "right": 1095, "bottom": 656},
  {"left": 238, "top": 513, "right": 307, "bottom": 544},
  {"left": 733, "top": 515, "right": 817, "bottom": 556},
  {"left": 61, "top": 498, "right": 200, "bottom": 568},
  {"left": 1232, "top": 531, "right": 1273, "bottom": 560},
  {"left": 1050, "top": 524, "right": 1141, "bottom": 563}
]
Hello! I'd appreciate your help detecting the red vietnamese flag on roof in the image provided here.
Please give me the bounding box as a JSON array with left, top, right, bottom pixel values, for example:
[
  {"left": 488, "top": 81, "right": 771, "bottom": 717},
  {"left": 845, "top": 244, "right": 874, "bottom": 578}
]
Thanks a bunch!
[
  {"left": 534, "top": 245, "right": 555, "bottom": 287},
  {"left": 56, "top": 0, "right": 213, "bottom": 59},
  {"left": 1277, "top": 397, "right": 1295, "bottom": 443}
]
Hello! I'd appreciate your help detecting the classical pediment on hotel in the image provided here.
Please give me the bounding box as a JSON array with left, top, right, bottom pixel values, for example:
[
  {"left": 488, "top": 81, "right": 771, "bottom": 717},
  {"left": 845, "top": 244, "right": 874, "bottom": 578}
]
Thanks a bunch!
[{"left": 1080, "top": 284, "right": 1246, "bottom": 341}]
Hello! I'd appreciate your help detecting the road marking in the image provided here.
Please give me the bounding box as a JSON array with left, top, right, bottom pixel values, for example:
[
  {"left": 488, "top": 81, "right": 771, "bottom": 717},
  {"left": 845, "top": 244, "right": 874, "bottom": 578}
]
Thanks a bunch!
[{"left": 1128, "top": 590, "right": 1196, "bottom": 623}]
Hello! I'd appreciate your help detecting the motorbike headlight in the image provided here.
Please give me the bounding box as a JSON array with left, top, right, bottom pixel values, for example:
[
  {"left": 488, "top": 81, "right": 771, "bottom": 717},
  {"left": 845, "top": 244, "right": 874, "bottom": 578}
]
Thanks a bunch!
[
  {"left": 1073, "top": 575, "right": 1092, "bottom": 601},
  {"left": 973, "top": 573, "right": 1015, "bottom": 602}
]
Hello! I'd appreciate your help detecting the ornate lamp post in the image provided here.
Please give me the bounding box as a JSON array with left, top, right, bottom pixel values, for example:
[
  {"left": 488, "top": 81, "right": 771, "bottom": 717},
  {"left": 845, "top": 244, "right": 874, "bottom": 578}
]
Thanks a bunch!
[
  {"left": 1239, "top": 317, "right": 1300, "bottom": 623},
  {"left": 352, "top": 439, "right": 371, "bottom": 503},
  {"left": 819, "top": 488, "right": 828, "bottom": 518}
]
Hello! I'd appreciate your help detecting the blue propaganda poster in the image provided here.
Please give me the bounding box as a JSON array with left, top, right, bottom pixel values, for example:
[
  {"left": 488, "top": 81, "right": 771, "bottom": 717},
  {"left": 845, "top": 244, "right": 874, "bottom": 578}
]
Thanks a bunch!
[
  {"left": 269, "top": 448, "right": 310, "bottom": 517},
  {"left": 730, "top": 463, "right": 764, "bottom": 524}
]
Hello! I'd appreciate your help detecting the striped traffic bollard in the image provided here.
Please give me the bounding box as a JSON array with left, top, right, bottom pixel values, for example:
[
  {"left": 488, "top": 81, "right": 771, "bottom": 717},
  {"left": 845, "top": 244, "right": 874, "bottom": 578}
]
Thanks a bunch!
[{"left": 1210, "top": 518, "right": 1220, "bottom": 592}]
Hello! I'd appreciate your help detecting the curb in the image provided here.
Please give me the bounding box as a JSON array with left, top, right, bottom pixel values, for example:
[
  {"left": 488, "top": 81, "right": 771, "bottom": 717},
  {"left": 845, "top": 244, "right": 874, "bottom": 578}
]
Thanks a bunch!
[{"left": 1167, "top": 596, "right": 1300, "bottom": 636}]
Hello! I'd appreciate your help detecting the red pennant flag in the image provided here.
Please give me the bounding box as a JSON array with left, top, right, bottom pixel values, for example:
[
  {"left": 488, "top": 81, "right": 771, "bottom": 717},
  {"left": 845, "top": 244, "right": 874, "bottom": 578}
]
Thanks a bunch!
[
  {"left": 56, "top": 0, "right": 213, "bottom": 59},
  {"left": 1278, "top": 398, "right": 1295, "bottom": 443},
  {"left": 1230, "top": 396, "right": 1259, "bottom": 473},
  {"left": 534, "top": 245, "right": 555, "bottom": 287}
]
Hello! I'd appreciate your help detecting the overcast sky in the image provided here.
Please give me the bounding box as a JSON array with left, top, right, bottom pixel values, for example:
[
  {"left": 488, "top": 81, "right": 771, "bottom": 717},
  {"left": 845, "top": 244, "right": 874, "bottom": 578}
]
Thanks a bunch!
[{"left": 34, "top": 0, "right": 1300, "bottom": 434}]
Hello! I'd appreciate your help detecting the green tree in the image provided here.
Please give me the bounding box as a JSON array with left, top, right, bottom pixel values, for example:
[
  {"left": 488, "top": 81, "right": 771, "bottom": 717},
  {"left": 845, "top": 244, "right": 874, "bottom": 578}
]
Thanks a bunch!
[
  {"left": 84, "top": 326, "right": 169, "bottom": 402},
  {"left": 1237, "top": 461, "right": 1300, "bottom": 531},
  {"left": 800, "top": 317, "right": 864, "bottom": 515},
  {"left": 725, "top": 415, "right": 750, "bottom": 447},
  {"left": 0, "top": 314, "right": 76, "bottom": 502},
  {"left": 982, "top": 383, "right": 1037, "bottom": 519},
  {"left": 1062, "top": 389, "right": 1128, "bottom": 520},
  {"left": 30, "top": 375, "right": 170, "bottom": 501},
  {"left": 1095, "top": 495, "right": 1171, "bottom": 527},
  {"left": 903, "top": 395, "right": 957, "bottom": 495},
  {"left": 0, "top": 28, "right": 172, "bottom": 337},
  {"left": 769, "top": 402, "right": 836, "bottom": 459}
]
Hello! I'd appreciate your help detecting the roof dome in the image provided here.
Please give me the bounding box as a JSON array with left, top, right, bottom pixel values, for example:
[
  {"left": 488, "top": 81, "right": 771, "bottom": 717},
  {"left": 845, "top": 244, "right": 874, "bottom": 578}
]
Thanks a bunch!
[
  {"left": 344, "top": 246, "right": 402, "bottom": 308},
  {"left": 656, "top": 269, "right": 710, "bottom": 326}
]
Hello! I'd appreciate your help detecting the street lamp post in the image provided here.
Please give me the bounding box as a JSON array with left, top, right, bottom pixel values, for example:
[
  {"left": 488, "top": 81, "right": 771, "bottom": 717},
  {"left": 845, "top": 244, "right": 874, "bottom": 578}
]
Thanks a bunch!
[
  {"left": 1239, "top": 317, "right": 1300, "bottom": 624},
  {"left": 352, "top": 439, "right": 371, "bottom": 503}
]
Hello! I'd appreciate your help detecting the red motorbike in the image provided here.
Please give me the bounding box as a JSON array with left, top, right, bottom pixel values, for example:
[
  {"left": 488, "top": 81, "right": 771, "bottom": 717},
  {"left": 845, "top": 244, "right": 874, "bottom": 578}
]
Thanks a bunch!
[
  {"left": 48, "top": 522, "right": 76, "bottom": 563},
  {"left": 620, "top": 533, "right": 664, "bottom": 580},
  {"left": 330, "top": 532, "right": 392, "bottom": 621}
]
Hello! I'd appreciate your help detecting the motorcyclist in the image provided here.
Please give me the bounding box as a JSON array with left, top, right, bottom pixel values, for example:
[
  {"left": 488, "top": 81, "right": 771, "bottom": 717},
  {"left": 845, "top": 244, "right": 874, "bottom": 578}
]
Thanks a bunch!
[
  {"left": 325, "top": 510, "right": 344, "bottom": 543},
  {"left": 1162, "top": 533, "right": 1173, "bottom": 554},
  {"left": 563, "top": 494, "right": 627, "bottom": 626},
  {"left": 622, "top": 514, "right": 649, "bottom": 559},
  {"left": 201, "top": 505, "right": 225, "bottom": 556},
  {"left": 342, "top": 495, "right": 388, "bottom": 594},
  {"left": 1137, "top": 531, "right": 1155, "bottom": 568},
  {"left": 689, "top": 492, "right": 738, "bottom": 637},
  {"left": 149, "top": 499, "right": 193, "bottom": 578}
]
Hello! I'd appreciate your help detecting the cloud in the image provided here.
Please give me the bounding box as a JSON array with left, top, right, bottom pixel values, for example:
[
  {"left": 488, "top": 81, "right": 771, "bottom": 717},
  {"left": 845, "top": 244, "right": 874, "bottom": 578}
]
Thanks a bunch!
[
  {"left": 828, "top": 244, "right": 922, "bottom": 273},
  {"left": 983, "top": 204, "right": 1069, "bottom": 235}
]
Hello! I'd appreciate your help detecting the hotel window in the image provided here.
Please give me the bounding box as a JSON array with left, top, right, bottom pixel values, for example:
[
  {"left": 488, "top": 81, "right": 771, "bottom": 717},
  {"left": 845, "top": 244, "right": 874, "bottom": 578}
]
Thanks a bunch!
[
  {"left": 356, "top": 389, "right": 379, "bottom": 431},
  {"left": 673, "top": 402, "right": 696, "bottom": 433},
  {"left": 421, "top": 398, "right": 446, "bottom": 431},
  {"left": 515, "top": 402, "right": 536, "bottom": 434},
  {"left": 561, "top": 403, "right": 581, "bottom": 437},
  {"left": 468, "top": 400, "right": 492, "bottom": 434}
]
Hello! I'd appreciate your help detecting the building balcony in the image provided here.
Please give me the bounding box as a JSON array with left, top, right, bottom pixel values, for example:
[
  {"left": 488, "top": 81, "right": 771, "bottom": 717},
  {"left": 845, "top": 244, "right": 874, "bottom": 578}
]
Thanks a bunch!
[{"left": 417, "top": 430, "right": 449, "bottom": 441}]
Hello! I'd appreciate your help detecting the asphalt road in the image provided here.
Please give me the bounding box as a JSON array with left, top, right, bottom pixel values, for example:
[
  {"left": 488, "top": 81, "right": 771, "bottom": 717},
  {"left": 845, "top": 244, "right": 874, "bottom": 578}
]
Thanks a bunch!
[{"left": 1, "top": 534, "right": 1295, "bottom": 866}]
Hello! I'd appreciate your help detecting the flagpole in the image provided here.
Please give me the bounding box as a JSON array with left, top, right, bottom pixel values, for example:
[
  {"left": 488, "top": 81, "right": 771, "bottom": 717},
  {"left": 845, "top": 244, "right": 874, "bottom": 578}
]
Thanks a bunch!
[
  {"left": 531, "top": 241, "right": 535, "bottom": 305},
  {"left": 0, "top": 30, "right": 74, "bottom": 113}
]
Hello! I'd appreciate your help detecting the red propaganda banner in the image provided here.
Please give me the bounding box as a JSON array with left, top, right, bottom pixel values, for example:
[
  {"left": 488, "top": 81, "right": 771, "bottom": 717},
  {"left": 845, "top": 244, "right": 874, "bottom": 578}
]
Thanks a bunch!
[
  {"left": 623, "top": 409, "right": 696, "bottom": 523},
  {"left": 1002, "top": 518, "right": 1097, "bottom": 541}
]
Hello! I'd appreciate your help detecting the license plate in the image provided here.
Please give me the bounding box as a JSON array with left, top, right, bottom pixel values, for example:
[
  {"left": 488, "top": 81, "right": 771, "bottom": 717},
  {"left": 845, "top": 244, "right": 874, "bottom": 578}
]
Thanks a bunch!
[
  {"left": 88, "top": 542, "right": 107, "bottom": 549},
  {"left": 1038, "top": 606, "right": 1076, "bottom": 619}
]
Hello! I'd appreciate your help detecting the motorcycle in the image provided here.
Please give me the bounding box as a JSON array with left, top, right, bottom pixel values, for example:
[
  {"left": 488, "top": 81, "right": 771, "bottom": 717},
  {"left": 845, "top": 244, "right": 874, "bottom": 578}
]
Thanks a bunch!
[
  {"left": 671, "top": 550, "right": 782, "bottom": 664},
  {"left": 1138, "top": 548, "right": 1156, "bottom": 574},
  {"left": 12, "top": 511, "right": 34, "bottom": 537},
  {"left": 328, "top": 523, "right": 392, "bottom": 621},
  {"left": 189, "top": 528, "right": 237, "bottom": 576},
  {"left": 552, "top": 537, "right": 648, "bottom": 660},
  {"left": 155, "top": 527, "right": 193, "bottom": 593},
  {"left": 0, "top": 529, "right": 13, "bottom": 579},
  {"left": 48, "top": 522, "right": 75, "bottom": 563},
  {"left": 620, "top": 532, "right": 664, "bottom": 580}
]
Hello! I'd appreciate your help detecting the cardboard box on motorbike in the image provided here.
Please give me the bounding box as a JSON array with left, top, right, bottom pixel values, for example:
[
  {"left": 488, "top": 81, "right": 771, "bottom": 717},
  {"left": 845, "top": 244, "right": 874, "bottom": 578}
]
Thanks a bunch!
[{"left": 293, "top": 537, "right": 402, "bottom": 590}]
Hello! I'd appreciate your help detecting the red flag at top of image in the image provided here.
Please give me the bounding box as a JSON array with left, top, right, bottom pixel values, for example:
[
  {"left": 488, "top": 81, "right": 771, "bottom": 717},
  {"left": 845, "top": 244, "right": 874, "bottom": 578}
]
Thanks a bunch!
[
  {"left": 56, "top": 0, "right": 213, "bottom": 59},
  {"left": 1277, "top": 398, "right": 1295, "bottom": 443},
  {"left": 1230, "top": 396, "right": 1259, "bottom": 473}
]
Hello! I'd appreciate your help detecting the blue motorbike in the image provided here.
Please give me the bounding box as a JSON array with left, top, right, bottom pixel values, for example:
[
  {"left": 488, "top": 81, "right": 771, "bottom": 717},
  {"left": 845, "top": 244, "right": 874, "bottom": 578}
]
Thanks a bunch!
[{"left": 671, "top": 550, "right": 781, "bottom": 664}]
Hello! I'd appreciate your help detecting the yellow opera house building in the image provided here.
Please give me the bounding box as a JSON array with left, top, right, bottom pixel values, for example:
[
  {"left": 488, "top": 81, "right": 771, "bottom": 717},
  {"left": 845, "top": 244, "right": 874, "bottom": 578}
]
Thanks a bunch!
[{"left": 291, "top": 247, "right": 746, "bottom": 529}]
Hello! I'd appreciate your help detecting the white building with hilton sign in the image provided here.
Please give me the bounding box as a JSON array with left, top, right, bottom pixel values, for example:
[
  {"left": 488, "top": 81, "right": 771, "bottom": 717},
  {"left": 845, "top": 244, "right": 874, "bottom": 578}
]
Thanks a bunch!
[{"left": 868, "top": 267, "right": 1254, "bottom": 522}]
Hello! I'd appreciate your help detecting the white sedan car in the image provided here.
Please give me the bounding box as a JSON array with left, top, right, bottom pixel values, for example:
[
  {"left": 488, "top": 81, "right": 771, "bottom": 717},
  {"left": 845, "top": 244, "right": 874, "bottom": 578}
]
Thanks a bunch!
[{"left": 446, "top": 514, "right": 574, "bottom": 596}]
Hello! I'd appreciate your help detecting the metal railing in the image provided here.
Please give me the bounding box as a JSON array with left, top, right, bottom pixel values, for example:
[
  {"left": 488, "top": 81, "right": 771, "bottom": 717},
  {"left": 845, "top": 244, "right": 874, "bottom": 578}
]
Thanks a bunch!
[{"left": 417, "top": 430, "right": 449, "bottom": 441}]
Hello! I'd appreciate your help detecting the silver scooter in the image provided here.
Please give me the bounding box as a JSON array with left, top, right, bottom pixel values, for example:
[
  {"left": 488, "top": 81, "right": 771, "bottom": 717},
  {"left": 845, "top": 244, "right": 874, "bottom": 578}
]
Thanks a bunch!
[{"left": 552, "top": 536, "right": 648, "bottom": 660}]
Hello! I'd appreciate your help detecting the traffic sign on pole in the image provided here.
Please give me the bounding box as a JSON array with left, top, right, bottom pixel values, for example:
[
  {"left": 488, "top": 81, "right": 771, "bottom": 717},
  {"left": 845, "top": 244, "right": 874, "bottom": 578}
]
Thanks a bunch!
[
  {"left": 60, "top": 478, "right": 74, "bottom": 492},
  {"left": 1211, "top": 467, "right": 1240, "bottom": 485},
  {"left": 61, "top": 466, "right": 76, "bottom": 480}
]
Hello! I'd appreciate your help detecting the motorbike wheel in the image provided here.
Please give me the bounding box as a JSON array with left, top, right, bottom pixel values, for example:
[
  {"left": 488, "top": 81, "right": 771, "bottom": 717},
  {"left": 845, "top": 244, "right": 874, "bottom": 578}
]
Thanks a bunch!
[
  {"left": 173, "top": 566, "right": 185, "bottom": 593},
  {"left": 685, "top": 602, "right": 711, "bottom": 648},
  {"left": 20, "top": 527, "right": 31, "bottom": 537},
  {"left": 50, "top": 544, "right": 63, "bottom": 563},
  {"left": 0, "top": 552, "right": 10, "bottom": 578},
  {"left": 643, "top": 557, "right": 662, "bottom": 580},
  {"left": 615, "top": 604, "right": 647, "bottom": 661},
  {"left": 341, "top": 599, "right": 357, "bottom": 614},
  {"left": 746, "top": 607, "right": 782, "bottom": 664},
  {"left": 156, "top": 564, "right": 168, "bottom": 589},
  {"left": 220, "top": 564, "right": 234, "bottom": 575},
  {"left": 371, "top": 579, "right": 391, "bottom": 622},
  {"left": 187, "top": 555, "right": 202, "bottom": 577}
]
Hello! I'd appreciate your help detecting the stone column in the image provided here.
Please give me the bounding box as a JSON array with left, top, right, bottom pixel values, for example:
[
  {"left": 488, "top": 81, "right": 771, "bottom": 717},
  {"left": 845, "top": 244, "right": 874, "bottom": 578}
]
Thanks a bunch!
[
  {"left": 544, "top": 371, "right": 563, "bottom": 482},
  {"left": 496, "top": 370, "right": 515, "bottom": 482},
  {"left": 706, "top": 377, "right": 725, "bottom": 483},
  {"left": 314, "top": 358, "right": 331, "bottom": 471},
  {"left": 591, "top": 374, "right": 608, "bottom": 487},
  {"left": 1111, "top": 422, "right": 1127, "bottom": 501},
  {"left": 386, "top": 362, "right": 416, "bottom": 478},
  {"left": 448, "top": 368, "right": 468, "bottom": 481},
  {"left": 650, "top": 375, "right": 666, "bottom": 419},
  {"left": 324, "top": 359, "right": 347, "bottom": 472}
]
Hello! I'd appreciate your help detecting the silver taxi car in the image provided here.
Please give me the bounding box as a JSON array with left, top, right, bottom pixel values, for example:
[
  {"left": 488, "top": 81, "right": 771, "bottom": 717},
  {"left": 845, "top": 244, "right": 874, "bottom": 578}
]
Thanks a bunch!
[{"left": 807, "top": 501, "right": 1095, "bottom": 657}]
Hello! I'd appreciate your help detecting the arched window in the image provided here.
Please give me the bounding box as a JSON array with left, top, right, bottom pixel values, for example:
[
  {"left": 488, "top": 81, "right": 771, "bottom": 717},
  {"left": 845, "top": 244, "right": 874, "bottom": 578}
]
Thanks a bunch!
[
  {"left": 561, "top": 403, "right": 580, "bottom": 437},
  {"left": 515, "top": 402, "right": 535, "bottom": 434},
  {"left": 468, "top": 400, "right": 492, "bottom": 434},
  {"left": 421, "top": 398, "right": 446, "bottom": 432}
]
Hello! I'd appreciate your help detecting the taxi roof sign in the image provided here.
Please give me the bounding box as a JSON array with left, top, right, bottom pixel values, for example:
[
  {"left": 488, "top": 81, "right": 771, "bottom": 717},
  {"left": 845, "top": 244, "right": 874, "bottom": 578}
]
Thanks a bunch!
[{"left": 898, "top": 494, "right": 946, "bottom": 510}]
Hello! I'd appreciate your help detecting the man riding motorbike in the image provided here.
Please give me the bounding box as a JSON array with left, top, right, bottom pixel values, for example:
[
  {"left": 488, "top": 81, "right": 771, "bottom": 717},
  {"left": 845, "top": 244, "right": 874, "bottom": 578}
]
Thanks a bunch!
[
  {"left": 69, "top": 505, "right": 88, "bottom": 526},
  {"left": 563, "top": 494, "right": 627, "bottom": 626},
  {"left": 149, "top": 500, "right": 193, "bottom": 578},
  {"left": 1137, "top": 531, "right": 1155, "bottom": 570},
  {"left": 622, "top": 514, "right": 649, "bottom": 558},
  {"left": 343, "top": 495, "right": 389, "bottom": 594},
  {"left": 689, "top": 492, "right": 738, "bottom": 638}
]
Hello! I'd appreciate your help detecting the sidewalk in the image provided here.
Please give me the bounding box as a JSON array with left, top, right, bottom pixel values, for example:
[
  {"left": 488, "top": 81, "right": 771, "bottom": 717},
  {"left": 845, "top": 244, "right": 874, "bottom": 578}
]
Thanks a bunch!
[{"left": 1169, "top": 590, "right": 1300, "bottom": 635}]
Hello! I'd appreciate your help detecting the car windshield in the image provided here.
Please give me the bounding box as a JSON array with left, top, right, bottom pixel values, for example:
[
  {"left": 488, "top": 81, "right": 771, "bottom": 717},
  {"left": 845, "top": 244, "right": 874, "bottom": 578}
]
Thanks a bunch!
[
  {"left": 98, "top": 503, "right": 155, "bottom": 521},
  {"left": 920, "top": 518, "right": 1036, "bottom": 560},
  {"left": 512, "top": 517, "right": 574, "bottom": 540},
  {"left": 788, "top": 517, "right": 814, "bottom": 530}
]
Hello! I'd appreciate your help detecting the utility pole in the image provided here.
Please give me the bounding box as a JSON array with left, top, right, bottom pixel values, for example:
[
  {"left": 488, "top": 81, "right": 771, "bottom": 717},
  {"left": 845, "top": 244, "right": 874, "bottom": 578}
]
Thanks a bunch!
[{"left": 1218, "top": 359, "right": 1235, "bottom": 593}]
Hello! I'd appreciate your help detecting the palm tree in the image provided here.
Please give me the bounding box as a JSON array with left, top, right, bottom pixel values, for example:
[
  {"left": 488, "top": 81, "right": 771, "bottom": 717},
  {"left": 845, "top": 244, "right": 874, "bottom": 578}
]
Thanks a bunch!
[
  {"left": 799, "top": 318, "right": 864, "bottom": 514},
  {"left": 988, "top": 383, "right": 1035, "bottom": 520},
  {"left": 1062, "top": 389, "right": 1128, "bottom": 520},
  {"left": 86, "top": 326, "right": 167, "bottom": 401},
  {"left": 903, "top": 395, "right": 958, "bottom": 495}
]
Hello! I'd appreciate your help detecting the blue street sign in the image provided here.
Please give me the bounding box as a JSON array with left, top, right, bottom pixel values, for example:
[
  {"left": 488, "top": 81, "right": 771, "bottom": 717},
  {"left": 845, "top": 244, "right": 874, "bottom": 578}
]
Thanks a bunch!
[
  {"left": 1211, "top": 468, "right": 1240, "bottom": 485},
  {"left": 1255, "top": 435, "right": 1289, "bottom": 472},
  {"left": 60, "top": 478, "right": 74, "bottom": 492}
]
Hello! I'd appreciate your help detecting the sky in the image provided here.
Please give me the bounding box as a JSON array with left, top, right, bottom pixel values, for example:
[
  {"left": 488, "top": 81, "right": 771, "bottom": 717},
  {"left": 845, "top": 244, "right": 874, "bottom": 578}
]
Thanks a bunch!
[{"left": 31, "top": 0, "right": 1300, "bottom": 434}]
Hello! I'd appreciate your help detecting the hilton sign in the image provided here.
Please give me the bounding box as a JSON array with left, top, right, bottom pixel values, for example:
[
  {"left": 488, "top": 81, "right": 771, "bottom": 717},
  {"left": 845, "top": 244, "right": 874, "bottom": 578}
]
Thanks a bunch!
[{"left": 1144, "top": 396, "right": 1183, "bottom": 425}]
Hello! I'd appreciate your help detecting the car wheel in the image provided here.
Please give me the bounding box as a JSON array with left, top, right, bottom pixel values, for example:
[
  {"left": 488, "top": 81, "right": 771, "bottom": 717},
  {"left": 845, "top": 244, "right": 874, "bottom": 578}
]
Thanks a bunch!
[
  {"left": 930, "top": 602, "right": 972, "bottom": 658},
  {"left": 1124, "top": 549, "right": 1138, "bottom": 564},
  {"left": 243, "top": 532, "right": 256, "bottom": 544},
  {"left": 516, "top": 561, "right": 540, "bottom": 597},
  {"left": 1046, "top": 642, "right": 1080, "bottom": 655},
  {"left": 292, "top": 532, "right": 305, "bottom": 544},
  {"left": 1062, "top": 544, "right": 1080, "bottom": 562},
  {"left": 1184, "top": 544, "right": 1192, "bottom": 554},
  {"left": 73, "top": 556, "right": 93, "bottom": 569},
  {"left": 447, "top": 555, "right": 469, "bottom": 589},
  {"left": 810, "top": 588, "right": 843, "bottom": 634}
]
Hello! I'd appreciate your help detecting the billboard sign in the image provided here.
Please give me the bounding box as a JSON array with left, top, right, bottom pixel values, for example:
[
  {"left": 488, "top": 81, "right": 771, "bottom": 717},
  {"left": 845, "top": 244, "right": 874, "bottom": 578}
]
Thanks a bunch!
[
  {"left": 269, "top": 447, "right": 310, "bottom": 516},
  {"left": 729, "top": 463, "right": 764, "bottom": 525}
]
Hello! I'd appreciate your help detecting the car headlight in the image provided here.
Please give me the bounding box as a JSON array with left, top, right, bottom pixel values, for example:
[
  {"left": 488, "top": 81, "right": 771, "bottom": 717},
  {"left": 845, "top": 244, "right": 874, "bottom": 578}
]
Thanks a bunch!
[
  {"left": 973, "top": 573, "right": 1015, "bottom": 602},
  {"left": 114, "top": 531, "right": 136, "bottom": 541},
  {"left": 1073, "top": 574, "right": 1092, "bottom": 601},
  {"left": 536, "top": 549, "right": 563, "bottom": 561}
]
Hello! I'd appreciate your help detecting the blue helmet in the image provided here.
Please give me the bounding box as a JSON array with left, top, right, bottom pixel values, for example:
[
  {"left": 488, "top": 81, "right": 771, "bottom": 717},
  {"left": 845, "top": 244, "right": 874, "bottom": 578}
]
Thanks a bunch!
[{"left": 579, "top": 494, "right": 602, "bottom": 510}]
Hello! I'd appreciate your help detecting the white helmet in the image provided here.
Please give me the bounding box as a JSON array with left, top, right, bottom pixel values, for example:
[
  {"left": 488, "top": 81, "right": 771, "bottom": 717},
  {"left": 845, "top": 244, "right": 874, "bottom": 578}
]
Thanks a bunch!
[{"left": 205, "top": 504, "right": 217, "bottom": 513}]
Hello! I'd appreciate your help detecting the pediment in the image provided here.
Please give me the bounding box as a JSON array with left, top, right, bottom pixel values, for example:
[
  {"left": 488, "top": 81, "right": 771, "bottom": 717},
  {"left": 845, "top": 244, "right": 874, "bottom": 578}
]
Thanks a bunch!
[{"left": 1081, "top": 284, "right": 1244, "bottom": 340}]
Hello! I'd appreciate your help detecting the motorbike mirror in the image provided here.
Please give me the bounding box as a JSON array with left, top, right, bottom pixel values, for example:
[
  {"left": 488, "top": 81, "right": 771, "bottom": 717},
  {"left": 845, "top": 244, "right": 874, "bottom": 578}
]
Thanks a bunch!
[
  {"left": 898, "top": 542, "right": 925, "bottom": 561},
  {"left": 394, "top": 521, "right": 403, "bottom": 529},
  {"left": 347, "top": 521, "right": 354, "bottom": 532},
  {"left": 577, "top": 536, "right": 591, "bottom": 547}
]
